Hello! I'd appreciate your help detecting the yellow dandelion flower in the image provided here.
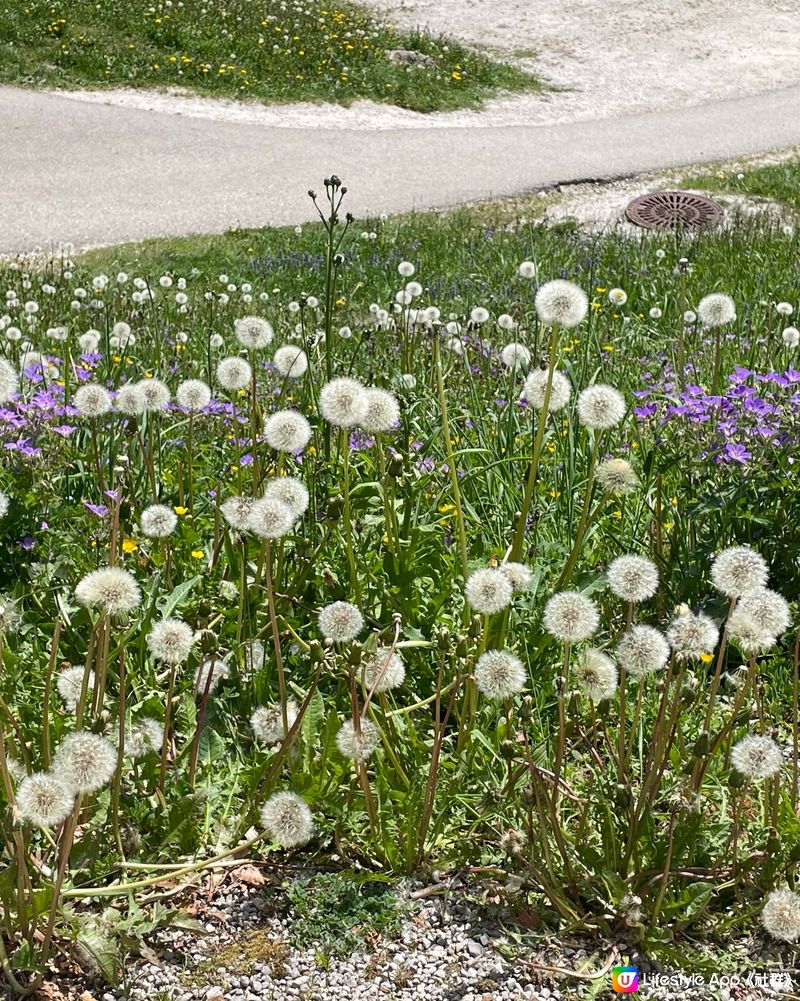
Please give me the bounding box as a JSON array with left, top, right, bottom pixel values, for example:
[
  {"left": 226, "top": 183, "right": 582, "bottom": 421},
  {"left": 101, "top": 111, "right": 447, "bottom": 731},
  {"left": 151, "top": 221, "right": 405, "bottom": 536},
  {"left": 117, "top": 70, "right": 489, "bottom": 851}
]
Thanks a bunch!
[
  {"left": 122, "top": 539, "right": 138, "bottom": 554},
  {"left": 191, "top": 549, "right": 205, "bottom": 560},
  {"left": 174, "top": 506, "right": 188, "bottom": 516}
]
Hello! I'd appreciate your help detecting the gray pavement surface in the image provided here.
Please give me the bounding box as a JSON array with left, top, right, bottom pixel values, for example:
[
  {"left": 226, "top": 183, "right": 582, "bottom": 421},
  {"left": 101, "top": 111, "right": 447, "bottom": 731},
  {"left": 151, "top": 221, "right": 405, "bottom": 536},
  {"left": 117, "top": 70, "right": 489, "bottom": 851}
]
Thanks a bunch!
[{"left": 2, "top": 85, "right": 799, "bottom": 253}]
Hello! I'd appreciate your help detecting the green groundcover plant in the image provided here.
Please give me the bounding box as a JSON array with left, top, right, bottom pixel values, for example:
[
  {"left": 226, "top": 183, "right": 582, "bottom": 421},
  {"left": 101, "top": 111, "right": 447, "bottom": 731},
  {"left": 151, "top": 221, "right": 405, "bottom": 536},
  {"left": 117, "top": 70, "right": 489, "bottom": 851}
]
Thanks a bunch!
[
  {"left": 0, "top": 178, "right": 799, "bottom": 990},
  {"left": 0, "top": 0, "right": 541, "bottom": 112}
]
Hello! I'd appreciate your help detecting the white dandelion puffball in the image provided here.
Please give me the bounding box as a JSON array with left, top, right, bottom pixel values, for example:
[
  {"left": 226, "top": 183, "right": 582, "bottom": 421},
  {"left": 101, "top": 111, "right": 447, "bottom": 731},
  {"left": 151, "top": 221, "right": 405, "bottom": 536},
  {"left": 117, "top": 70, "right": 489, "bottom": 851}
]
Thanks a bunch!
[
  {"left": 465, "top": 567, "right": 513, "bottom": 615},
  {"left": 260, "top": 791, "right": 313, "bottom": 848},
  {"left": 336, "top": 717, "right": 380, "bottom": 762},
  {"left": 500, "top": 342, "right": 531, "bottom": 370},
  {"left": 762, "top": 888, "right": 800, "bottom": 943},
  {"left": 574, "top": 648, "right": 618, "bottom": 702},
  {"left": 616, "top": 625, "right": 670, "bottom": 677},
  {"left": 543, "top": 592, "right": 600, "bottom": 643},
  {"left": 56, "top": 665, "right": 92, "bottom": 711},
  {"left": 649, "top": 307, "right": 662, "bottom": 319},
  {"left": 140, "top": 503, "right": 178, "bottom": 538},
  {"left": 0, "top": 358, "right": 19, "bottom": 402},
  {"left": 726, "top": 609, "right": 775, "bottom": 654},
  {"left": 737, "top": 589, "right": 791, "bottom": 637},
  {"left": 123, "top": 718, "right": 163, "bottom": 758},
  {"left": 608, "top": 288, "right": 627, "bottom": 306},
  {"left": 263, "top": 476, "right": 309, "bottom": 520},
  {"left": 470, "top": 306, "right": 490, "bottom": 325},
  {"left": 577, "top": 384, "right": 626, "bottom": 430},
  {"left": 246, "top": 496, "right": 295, "bottom": 539},
  {"left": 194, "top": 655, "right": 229, "bottom": 696},
  {"left": 0, "top": 490, "right": 8, "bottom": 519},
  {"left": 731, "top": 734, "right": 783, "bottom": 780},
  {"left": 319, "top": 377, "right": 367, "bottom": 428},
  {"left": 318, "top": 601, "right": 364, "bottom": 642},
  {"left": 362, "top": 649, "right": 405, "bottom": 693},
  {"left": 115, "top": 383, "right": 145, "bottom": 416},
  {"left": 0, "top": 596, "right": 21, "bottom": 635},
  {"left": 497, "top": 314, "right": 515, "bottom": 331},
  {"left": 520, "top": 368, "right": 571, "bottom": 412},
  {"left": 361, "top": 388, "right": 400, "bottom": 432},
  {"left": 711, "top": 545, "right": 769, "bottom": 598},
  {"left": 474, "top": 650, "right": 526, "bottom": 699},
  {"left": 138, "top": 378, "right": 171, "bottom": 411},
  {"left": 53, "top": 732, "right": 117, "bottom": 794},
  {"left": 607, "top": 555, "right": 659, "bottom": 603},
  {"left": 446, "top": 336, "right": 464, "bottom": 355},
  {"left": 15, "top": 773, "right": 74, "bottom": 827},
  {"left": 235, "top": 315, "right": 274, "bottom": 349},
  {"left": 398, "top": 261, "right": 415, "bottom": 277},
  {"left": 147, "top": 617, "right": 196, "bottom": 665},
  {"left": 697, "top": 292, "right": 736, "bottom": 327},
  {"left": 783, "top": 326, "right": 800, "bottom": 348},
  {"left": 596, "top": 458, "right": 638, "bottom": 495},
  {"left": 74, "top": 383, "right": 112, "bottom": 418},
  {"left": 776, "top": 302, "right": 794, "bottom": 316},
  {"left": 216, "top": 355, "right": 252, "bottom": 391},
  {"left": 535, "top": 280, "right": 588, "bottom": 329},
  {"left": 499, "top": 561, "right": 533, "bottom": 591},
  {"left": 251, "top": 702, "right": 299, "bottom": 745},
  {"left": 75, "top": 566, "right": 141, "bottom": 615},
  {"left": 273, "top": 344, "right": 309, "bottom": 379},
  {"left": 176, "top": 379, "right": 211, "bottom": 411},
  {"left": 518, "top": 260, "right": 537, "bottom": 279},
  {"left": 221, "top": 495, "right": 253, "bottom": 531},
  {"left": 264, "top": 409, "right": 312, "bottom": 453},
  {"left": 666, "top": 609, "right": 718, "bottom": 660}
]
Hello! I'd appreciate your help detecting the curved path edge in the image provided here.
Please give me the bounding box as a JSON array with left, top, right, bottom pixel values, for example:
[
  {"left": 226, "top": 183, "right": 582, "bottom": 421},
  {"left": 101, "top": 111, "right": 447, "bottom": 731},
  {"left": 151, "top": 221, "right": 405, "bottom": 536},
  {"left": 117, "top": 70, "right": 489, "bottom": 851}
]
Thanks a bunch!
[{"left": 1, "top": 85, "right": 799, "bottom": 253}]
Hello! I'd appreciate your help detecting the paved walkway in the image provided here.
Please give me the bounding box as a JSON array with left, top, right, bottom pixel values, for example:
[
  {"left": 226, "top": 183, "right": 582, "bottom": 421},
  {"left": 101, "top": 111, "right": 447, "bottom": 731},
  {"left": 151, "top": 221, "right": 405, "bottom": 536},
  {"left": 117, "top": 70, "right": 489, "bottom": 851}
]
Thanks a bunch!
[{"left": 1, "top": 85, "right": 799, "bottom": 253}]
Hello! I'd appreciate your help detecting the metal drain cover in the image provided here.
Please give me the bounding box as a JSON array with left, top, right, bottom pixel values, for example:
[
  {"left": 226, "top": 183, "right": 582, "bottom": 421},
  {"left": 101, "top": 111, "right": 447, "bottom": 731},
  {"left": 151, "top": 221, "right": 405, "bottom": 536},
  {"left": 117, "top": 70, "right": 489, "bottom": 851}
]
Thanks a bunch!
[{"left": 625, "top": 191, "right": 723, "bottom": 230}]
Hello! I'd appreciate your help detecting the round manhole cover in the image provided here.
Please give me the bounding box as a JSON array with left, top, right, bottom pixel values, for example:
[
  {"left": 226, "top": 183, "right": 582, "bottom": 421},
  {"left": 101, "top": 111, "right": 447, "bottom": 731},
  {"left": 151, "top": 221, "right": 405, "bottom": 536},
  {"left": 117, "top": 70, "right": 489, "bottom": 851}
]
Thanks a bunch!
[{"left": 625, "top": 191, "right": 723, "bottom": 230}]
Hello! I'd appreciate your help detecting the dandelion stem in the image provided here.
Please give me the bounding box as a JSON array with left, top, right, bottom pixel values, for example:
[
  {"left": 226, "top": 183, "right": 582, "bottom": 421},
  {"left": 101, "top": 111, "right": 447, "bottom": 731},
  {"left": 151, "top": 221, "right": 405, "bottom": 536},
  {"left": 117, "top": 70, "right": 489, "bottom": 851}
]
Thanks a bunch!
[{"left": 433, "top": 336, "right": 469, "bottom": 590}]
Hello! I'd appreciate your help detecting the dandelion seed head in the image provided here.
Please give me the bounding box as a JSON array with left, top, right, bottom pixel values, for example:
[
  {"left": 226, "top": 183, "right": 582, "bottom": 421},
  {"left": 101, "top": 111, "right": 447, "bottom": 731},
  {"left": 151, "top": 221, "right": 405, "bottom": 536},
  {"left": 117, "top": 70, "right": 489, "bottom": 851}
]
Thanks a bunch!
[
  {"left": 263, "top": 476, "right": 309, "bottom": 520},
  {"left": 607, "top": 555, "right": 659, "bottom": 603},
  {"left": 762, "top": 887, "right": 800, "bottom": 942},
  {"left": 251, "top": 702, "right": 299, "bottom": 745},
  {"left": 56, "top": 665, "right": 92, "bottom": 711},
  {"left": 15, "top": 773, "right": 74, "bottom": 827},
  {"left": 246, "top": 496, "right": 294, "bottom": 539},
  {"left": 398, "top": 261, "right": 415, "bottom": 277},
  {"left": 319, "top": 377, "right": 367, "bottom": 428},
  {"left": 216, "top": 355, "right": 252, "bottom": 390},
  {"left": 361, "top": 388, "right": 400, "bottom": 432},
  {"left": 138, "top": 378, "right": 171, "bottom": 412},
  {"left": 260, "top": 790, "right": 313, "bottom": 848},
  {"left": 782, "top": 326, "right": 800, "bottom": 348},
  {"left": 122, "top": 717, "right": 163, "bottom": 758},
  {"left": 221, "top": 495, "right": 254, "bottom": 532},
  {"left": 737, "top": 589, "right": 791, "bottom": 638},
  {"left": 577, "top": 384, "right": 626, "bottom": 430},
  {"left": 176, "top": 379, "right": 211, "bottom": 411},
  {"left": 731, "top": 734, "right": 783, "bottom": 780},
  {"left": 465, "top": 567, "right": 513, "bottom": 615},
  {"left": 318, "top": 601, "right": 364, "bottom": 642},
  {"left": 140, "top": 503, "right": 178, "bottom": 538},
  {"left": 711, "top": 545, "right": 769, "bottom": 598},
  {"left": 74, "top": 383, "right": 112, "bottom": 418},
  {"left": 235, "top": 315, "right": 274, "bottom": 349},
  {"left": 520, "top": 368, "right": 571, "bottom": 411},
  {"left": 573, "top": 648, "right": 618, "bottom": 702},
  {"left": 616, "top": 625, "right": 670, "bottom": 677},
  {"left": 147, "top": 617, "right": 196, "bottom": 665},
  {"left": 53, "top": 732, "right": 117, "bottom": 794},
  {"left": 194, "top": 655, "right": 229, "bottom": 696},
  {"left": 596, "top": 458, "right": 638, "bottom": 495},
  {"left": 608, "top": 288, "right": 627, "bottom": 305},
  {"left": 500, "top": 342, "right": 531, "bottom": 370},
  {"left": 336, "top": 717, "right": 379, "bottom": 762},
  {"left": 273, "top": 344, "right": 309, "bottom": 379},
  {"left": 264, "top": 409, "right": 313, "bottom": 453},
  {"left": 499, "top": 561, "right": 533, "bottom": 591},
  {"left": 115, "top": 383, "right": 145, "bottom": 415},
  {"left": 362, "top": 649, "right": 405, "bottom": 693},
  {"left": 0, "top": 490, "right": 8, "bottom": 519},
  {"left": 0, "top": 358, "right": 18, "bottom": 403},
  {"left": 543, "top": 592, "right": 600, "bottom": 643},
  {"left": 518, "top": 260, "right": 537, "bottom": 279},
  {"left": 697, "top": 292, "right": 736, "bottom": 327},
  {"left": 535, "top": 279, "right": 588, "bottom": 329},
  {"left": 727, "top": 609, "right": 775, "bottom": 653},
  {"left": 474, "top": 649, "right": 526, "bottom": 699},
  {"left": 0, "top": 595, "right": 21, "bottom": 635},
  {"left": 666, "top": 609, "right": 718, "bottom": 660},
  {"left": 75, "top": 567, "right": 141, "bottom": 616}
]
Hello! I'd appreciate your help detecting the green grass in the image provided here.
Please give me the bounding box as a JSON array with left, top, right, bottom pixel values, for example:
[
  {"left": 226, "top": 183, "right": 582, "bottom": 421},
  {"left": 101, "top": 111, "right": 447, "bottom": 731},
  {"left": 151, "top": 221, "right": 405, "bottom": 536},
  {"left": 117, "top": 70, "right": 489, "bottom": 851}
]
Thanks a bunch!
[
  {"left": 0, "top": 0, "right": 542, "bottom": 112},
  {"left": 683, "top": 155, "right": 800, "bottom": 211}
]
